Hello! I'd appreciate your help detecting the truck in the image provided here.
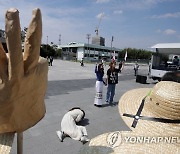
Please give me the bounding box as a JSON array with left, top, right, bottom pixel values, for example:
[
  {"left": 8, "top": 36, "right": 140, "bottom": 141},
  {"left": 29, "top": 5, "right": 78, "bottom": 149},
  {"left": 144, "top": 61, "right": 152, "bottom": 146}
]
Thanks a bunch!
[{"left": 149, "top": 43, "right": 180, "bottom": 81}]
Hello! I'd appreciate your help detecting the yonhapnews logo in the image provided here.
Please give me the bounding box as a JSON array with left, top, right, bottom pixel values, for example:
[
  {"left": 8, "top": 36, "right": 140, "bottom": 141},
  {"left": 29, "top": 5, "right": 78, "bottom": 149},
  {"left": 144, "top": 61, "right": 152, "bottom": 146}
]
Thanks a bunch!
[
  {"left": 106, "top": 131, "right": 122, "bottom": 148},
  {"left": 106, "top": 132, "right": 179, "bottom": 148},
  {"left": 123, "top": 136, "right": 180, "bottom": 144}
]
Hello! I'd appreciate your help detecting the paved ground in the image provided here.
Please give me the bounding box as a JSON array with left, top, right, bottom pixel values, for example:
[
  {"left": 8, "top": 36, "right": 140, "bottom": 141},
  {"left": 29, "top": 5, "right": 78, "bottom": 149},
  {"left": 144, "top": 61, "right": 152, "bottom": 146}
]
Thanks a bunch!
[{"left": 10, "top": 60, "right": 156, "bottom": 154}]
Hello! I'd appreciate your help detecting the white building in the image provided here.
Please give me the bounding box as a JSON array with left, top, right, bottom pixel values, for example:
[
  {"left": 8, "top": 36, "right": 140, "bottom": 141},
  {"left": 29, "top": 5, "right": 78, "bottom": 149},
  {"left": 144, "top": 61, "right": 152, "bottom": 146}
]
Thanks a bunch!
[{"left": 58, "top": 42, "right": 121, "bottom": 61}]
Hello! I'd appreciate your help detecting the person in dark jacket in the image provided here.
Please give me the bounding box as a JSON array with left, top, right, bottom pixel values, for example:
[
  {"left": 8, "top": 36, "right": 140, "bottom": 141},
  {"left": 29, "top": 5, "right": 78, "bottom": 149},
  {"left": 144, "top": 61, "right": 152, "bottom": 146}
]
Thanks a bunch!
[{"left": 105, "top": 62, "right": 120, "bottom": 104}]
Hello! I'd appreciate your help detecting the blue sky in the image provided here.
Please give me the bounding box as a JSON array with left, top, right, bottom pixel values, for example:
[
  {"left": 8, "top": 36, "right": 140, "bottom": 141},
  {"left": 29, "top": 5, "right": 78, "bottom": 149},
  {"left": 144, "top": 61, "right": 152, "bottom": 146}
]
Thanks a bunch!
[{"left": 0, "top": 0, "right": 180, "bottom": 50}]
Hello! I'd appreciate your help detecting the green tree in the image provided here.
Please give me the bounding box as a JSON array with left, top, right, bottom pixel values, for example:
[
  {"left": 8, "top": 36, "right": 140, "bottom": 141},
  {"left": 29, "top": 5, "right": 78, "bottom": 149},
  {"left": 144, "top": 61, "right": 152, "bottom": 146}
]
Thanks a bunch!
[
  {"left": 55, "top": 48, "right": 62, "bottom": 57},
  {"left": 40, "top": 44, "right": 61, "bottom": 58},
  {"left": 21, "top": 27, "right": 28, "bottom": 42},
  {"left": 118, "top": 48, "right": 152, "bottom": 60},
  {"left": 40, "top": 44, "right": 48, "bottom": 58},
  {"left": 40, "top": 44, "right": 54, "bottom": 57}
]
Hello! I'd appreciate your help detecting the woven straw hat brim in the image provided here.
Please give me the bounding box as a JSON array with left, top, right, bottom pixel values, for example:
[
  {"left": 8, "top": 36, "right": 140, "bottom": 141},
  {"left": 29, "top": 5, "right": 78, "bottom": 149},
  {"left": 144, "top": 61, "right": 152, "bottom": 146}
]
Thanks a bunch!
[
  {"left": 86, "top": 131, "right": 179, "bottom": 154},
  {"left": 118, "top": 88, "right": 180, "bottom": 136},
  {"left": 0, "top": 133, "right": 14, "bottom": 154}
]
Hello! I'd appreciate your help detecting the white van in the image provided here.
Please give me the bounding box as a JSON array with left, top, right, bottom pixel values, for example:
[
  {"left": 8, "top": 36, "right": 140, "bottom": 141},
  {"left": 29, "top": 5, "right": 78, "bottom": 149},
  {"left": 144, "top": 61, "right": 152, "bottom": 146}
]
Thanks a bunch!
[{"left": 150, "top": 43, "right": 180, "bottom": 81}]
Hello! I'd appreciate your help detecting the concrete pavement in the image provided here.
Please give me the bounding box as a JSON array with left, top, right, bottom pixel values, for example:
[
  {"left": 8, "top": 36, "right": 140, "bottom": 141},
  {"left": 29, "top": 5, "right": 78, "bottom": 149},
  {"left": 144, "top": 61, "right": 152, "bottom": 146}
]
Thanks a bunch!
[{"left": 10, "top": 60, "right": 155, "bottom": 154}]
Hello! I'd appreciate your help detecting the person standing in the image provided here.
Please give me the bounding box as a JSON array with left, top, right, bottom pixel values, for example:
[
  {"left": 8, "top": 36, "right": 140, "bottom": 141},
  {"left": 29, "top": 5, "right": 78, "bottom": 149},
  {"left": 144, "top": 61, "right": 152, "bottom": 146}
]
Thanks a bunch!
[
  {"left": 173, "top": 56, "right": 179, "bottom": 66},
  {"left": 101, "top": 58, "right": 106, "bottom": 66},
  {"left": 148, "top": 59, "right": 152, "bottom": 75},
  {"left": 80, "top": 58, "right": 84, "bottom": 67},
  {"left": 118, "top": 61, "right": 125, "bottom": 73},
  {"left": 49, "top": 56, "right": 54, "bottom": 66},
  {"left": 94, "top": 63, "right": 106, "bottom": 107},
  {"left": 134, "top": 61, "right": 139, "bottom": 76},
  {"left": 106, "top": 62, "right": 120, "bottom": 104}
]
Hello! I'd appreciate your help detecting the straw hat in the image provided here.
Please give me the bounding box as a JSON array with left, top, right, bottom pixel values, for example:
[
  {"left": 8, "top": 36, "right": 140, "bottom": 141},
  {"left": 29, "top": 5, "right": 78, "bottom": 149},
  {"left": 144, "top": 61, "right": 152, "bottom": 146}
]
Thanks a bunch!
[
  {"left": 119, "top": 81, "right": 180, "bottom": 136},
  {"left": 0, "top": 133, "right": 14, "bottom": 154},
  {"left": 87, "top": 81, "right": 180, "bottom": 153}
]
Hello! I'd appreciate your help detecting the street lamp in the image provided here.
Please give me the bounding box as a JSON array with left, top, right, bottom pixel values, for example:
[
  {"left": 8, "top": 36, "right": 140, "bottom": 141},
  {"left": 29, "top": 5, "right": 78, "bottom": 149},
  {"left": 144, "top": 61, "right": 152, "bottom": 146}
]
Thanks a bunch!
[
  {"left": 86, "top": 34, "right": 91, "bottom": 60},
  {"left": 59, "top": 34, "right": 61, "bottom": 45}
]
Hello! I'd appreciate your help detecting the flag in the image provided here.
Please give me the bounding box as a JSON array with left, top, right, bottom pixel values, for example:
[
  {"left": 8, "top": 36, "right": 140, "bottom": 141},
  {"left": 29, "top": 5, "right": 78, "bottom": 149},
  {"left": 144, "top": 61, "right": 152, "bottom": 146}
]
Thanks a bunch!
[
  {"left": 124, "top": 50, "right": 127, "bottom": 61},
  {"left": 112, "top": 50, "right": 116, "bottom": 62}
]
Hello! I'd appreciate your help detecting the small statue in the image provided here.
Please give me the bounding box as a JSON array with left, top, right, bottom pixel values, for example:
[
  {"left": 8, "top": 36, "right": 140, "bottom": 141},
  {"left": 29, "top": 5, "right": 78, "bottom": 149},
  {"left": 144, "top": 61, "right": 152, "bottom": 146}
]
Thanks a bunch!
[{"left": 0, "top": 8, "right": 48, "bottom": 133}]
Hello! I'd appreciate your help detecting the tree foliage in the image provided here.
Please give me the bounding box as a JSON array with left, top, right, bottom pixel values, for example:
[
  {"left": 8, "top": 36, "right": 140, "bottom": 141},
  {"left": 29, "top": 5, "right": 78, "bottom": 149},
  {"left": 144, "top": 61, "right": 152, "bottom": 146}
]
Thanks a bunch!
[
  {"left": 20, "top": 28, "right": 62, "bottom": 58},
  {"left": 40, "top": 44, "right": 62, "bottom": 58},
  {"left": 118, "top": 48, "right": 152, "bottom": 60},
  {"left": 21, "top": 27, "right": 28, "bottom": 42}
]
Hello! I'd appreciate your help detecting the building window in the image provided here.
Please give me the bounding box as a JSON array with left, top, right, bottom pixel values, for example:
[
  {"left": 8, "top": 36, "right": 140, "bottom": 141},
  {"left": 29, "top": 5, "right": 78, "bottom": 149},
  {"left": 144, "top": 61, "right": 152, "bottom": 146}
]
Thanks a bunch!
[{"left": 71, "top": 47, "right": 77, "bottom": 53}]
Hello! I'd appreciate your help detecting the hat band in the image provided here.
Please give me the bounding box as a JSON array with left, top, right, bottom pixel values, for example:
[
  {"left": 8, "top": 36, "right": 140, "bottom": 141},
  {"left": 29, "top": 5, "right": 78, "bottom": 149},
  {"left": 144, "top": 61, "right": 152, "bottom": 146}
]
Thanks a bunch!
[
  {"left": 123, "top": 113, "right": 180, "bottom": 125},
  {"left": 123, "top": 95, "right": 180, "bottom": 128},
  {"left": 129, "top": 96, "right": 146, "bottom": 128}
]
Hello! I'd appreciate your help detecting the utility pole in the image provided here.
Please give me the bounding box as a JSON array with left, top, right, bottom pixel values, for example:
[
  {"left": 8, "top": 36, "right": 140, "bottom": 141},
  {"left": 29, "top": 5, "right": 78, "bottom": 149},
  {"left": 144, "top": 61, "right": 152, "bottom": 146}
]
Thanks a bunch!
[
  {"left": 47, "top": 35, "right": 48, "bottom": 45},
  {"left": 111, "top": 36, "right": 114, "bottom": 59},
  {"left": 46, "top": 36, "right": 48, "bottom": 57},
  {"left": 86, "top": 34, "right": 91, "bottom": 60},
  {"left": 59, "top": 34, "right": 61, "bottom": 45}
]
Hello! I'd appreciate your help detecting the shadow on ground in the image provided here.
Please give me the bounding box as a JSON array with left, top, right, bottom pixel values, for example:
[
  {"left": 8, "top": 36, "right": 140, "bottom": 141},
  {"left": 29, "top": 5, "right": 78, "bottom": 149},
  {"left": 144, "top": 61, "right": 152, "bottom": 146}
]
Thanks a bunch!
[
  {"left": 79, "top": 145, "right": 114, "bottom": 154},
  {"left": 45, "top": 75, "right": 136, "bottom": 99},
  {"left": 45, "top": 78, "right": 96, "bottom": 99},
  {"left": 77, "top": 118, "right": 90, "bottom": 126},
  {"left": 101, "top": 101, "right": 119, "bottom": 108}
]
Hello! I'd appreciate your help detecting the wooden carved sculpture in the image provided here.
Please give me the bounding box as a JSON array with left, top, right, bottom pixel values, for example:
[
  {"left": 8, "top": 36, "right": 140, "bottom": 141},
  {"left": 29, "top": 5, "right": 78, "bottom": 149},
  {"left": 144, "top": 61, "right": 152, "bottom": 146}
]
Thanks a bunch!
[{"left": 0, "top": 8, "right": 48, "bottom": 133}]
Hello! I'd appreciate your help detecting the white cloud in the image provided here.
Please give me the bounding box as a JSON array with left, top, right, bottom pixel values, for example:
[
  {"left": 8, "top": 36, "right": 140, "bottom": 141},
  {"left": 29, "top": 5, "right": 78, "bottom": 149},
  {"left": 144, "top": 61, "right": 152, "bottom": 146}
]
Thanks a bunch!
[
  {"left": 151, "top": 12, "right": 180, "bottom": 18},
  {"left": 140, "top": 0, "right": 174, "bottom": 6},
  {"left": 156, "top": 29, "right": 162, "bottom": 33},
  {"left": 142, "top": 0, "right": 167, "bottom": 5},
  {"left": 163, "top": 29, "right": 176, "bottom": 35},
  {"left": 120, "top": 0, "right": 173, "bottom": 10},
  {"left": 96, "top": 12, "right": 105, "bottom": 19},
  {"left": 113, "top": 10, "right": 123, "bottom": 14},
  {"left": 156, "top": 29, "right": 177, "bottom": 36},
  {"left": 96, "top": 0, "right": 110, "bottom": 3}
]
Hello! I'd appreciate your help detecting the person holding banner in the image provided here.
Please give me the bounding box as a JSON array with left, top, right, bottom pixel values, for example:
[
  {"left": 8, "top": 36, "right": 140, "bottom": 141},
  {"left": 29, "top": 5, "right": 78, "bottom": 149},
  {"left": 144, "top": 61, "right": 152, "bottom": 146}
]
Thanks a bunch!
[{"left": 94, "top": 63, "right": 106, "bottom": 107}]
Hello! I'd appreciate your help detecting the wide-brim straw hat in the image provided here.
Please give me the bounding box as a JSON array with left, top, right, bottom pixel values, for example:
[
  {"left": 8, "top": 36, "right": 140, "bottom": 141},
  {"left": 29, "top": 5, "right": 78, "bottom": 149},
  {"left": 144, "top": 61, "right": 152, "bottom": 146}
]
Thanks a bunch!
[
  {"left": 0, "top": 133, "right": 14, "bottom": 154},
  {"left": 119, "top": 81, "right": 180, "bottom": 136}
]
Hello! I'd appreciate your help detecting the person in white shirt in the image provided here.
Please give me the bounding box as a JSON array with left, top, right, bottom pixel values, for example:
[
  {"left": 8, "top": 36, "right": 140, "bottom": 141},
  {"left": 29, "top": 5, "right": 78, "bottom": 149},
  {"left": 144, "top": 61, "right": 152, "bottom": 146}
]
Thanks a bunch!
[{"left": 56, "top": 107, "right": 89, "bottom": 144}]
